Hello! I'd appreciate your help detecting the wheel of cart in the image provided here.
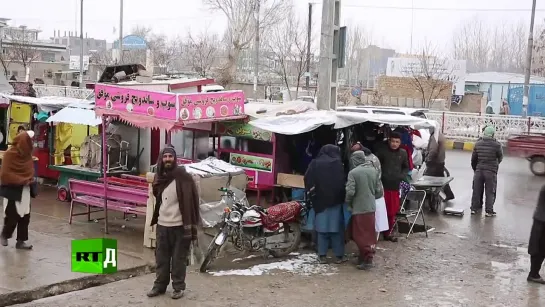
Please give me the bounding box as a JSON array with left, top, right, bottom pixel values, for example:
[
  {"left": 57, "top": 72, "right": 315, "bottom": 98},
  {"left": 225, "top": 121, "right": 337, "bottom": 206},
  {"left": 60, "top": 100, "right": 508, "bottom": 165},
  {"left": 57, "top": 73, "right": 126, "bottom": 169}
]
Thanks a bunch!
[
  {"left": 57, "top": 185, "right": 70, "bottom": 201},
  {"left": 529, "top": 156, "right": 545, "bottom": 176},
  {"left": 506, "top": 133, "right": 545, "bottom": 176},
  {"left": 411, "top": 176, "right": 454, "bottom": 213}
]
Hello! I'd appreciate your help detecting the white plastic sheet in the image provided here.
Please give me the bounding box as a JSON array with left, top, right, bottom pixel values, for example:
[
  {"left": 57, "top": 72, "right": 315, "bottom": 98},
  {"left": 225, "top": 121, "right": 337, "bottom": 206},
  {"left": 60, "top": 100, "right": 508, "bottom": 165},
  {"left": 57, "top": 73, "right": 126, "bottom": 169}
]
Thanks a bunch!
[
  {"left": 249, "top": 110, "right": 440, "bottom": 136},
  {"left": 249, "top": 110, "right": 336, "bottom": 135},
  {"left": 375, "top": 197, "right": 389, "bottom": 232}
]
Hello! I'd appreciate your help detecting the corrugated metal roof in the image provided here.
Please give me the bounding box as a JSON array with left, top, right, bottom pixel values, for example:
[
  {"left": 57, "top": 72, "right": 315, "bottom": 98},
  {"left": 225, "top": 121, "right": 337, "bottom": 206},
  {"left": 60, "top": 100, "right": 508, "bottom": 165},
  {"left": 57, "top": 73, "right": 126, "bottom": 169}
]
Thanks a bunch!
[
  {"left": 466, "top": 72, "right": 545, "bottom": 84},
  {"left": 46, "top": 107, "right": 101, "bottom": 126}
]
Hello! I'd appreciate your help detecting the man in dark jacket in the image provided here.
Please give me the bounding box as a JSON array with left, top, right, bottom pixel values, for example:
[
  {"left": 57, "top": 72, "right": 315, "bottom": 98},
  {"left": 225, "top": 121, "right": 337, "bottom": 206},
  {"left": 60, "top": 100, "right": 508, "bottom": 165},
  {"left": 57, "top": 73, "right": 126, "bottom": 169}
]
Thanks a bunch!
[
  {"left": 376, "top": 132, "right": 409, "bottom": 242},
  {"left": 470, "top": 126, "right": 503, "bottom": 217},
  {"left": 424, "top": 129, "right": 454, "bottom": 201}
]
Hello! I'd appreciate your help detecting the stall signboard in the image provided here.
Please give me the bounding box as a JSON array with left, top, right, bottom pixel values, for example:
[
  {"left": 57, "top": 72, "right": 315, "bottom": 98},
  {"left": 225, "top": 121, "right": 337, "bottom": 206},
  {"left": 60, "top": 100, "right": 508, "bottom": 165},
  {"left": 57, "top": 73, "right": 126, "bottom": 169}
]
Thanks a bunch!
[
  {"left": 178, "top": 90, "right": 245, "bottom": 122},
  {"left": 217, "top": 122, "right": 272, "bottom": 141},
  {"left": 95, "top": 84, "right": 178, "bottom": 120},
  {"left": 229, "top": 152, "right": 272, "bottom": 173}
]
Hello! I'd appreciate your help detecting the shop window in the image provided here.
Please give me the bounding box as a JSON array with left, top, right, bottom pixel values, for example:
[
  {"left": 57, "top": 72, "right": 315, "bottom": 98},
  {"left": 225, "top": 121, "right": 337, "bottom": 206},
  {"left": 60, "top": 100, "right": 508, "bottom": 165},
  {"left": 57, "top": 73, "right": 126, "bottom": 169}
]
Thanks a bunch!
[
  {"left": 222, "top": 137, "right": 272, "bottom": 155},
  {"left": 171, "top": 130, "right": 211, "bottom": 161}
]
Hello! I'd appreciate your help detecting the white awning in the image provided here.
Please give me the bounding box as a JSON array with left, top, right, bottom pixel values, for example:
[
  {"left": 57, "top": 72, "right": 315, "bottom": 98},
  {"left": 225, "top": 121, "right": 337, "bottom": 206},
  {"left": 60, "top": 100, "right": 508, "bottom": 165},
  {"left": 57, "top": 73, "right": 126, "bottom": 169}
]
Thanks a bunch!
[
  {"left": 0, "top": 93, "right": 93, "bottom": 112},
  {"left": 46, "top": 107, "right": 101, "bottom": 126},
  {"left": 249, "top": 110, "right": 439, "bottom": 135}
]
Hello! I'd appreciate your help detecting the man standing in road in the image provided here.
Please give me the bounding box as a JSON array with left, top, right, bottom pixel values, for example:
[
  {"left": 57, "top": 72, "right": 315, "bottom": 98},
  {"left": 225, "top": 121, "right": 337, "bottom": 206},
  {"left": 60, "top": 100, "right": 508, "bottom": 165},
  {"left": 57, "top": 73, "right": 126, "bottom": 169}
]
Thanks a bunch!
[
  {"left": 376, "top": 132, "right": 409, "bottom": 242},
  {"left": 147, "top": 145, "right": 200, "bottom": 300},
  {"left": 424, "top": 127, "right": 455, "bottom": 201},
  {"left": 470, "top": 126, "right": 503, "bottom": 216}
]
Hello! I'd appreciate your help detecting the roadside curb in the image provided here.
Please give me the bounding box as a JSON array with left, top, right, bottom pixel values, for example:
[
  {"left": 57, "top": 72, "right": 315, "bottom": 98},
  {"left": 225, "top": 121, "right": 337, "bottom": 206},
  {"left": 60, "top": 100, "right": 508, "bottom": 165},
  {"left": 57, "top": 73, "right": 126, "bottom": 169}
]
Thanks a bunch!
[
  {"left": 445, "top": 140, "right": 475, "bottom": 151},
  {"left": 0, "top": 263, "right": 155, "bottom": 307}
]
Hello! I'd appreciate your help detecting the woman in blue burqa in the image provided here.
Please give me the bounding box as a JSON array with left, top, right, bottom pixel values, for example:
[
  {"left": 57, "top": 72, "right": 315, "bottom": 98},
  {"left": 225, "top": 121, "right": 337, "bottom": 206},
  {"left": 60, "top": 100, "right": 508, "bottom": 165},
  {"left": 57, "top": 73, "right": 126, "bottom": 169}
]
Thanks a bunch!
[{"left": 304, "top": 144, "right": 347, "bottom": 264}]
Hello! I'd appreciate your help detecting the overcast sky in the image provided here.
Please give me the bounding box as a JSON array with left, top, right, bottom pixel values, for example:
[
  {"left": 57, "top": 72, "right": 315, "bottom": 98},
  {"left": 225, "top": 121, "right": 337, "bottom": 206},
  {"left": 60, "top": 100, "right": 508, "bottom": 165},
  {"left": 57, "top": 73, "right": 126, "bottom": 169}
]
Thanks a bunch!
[{"left": 2, "top": 0, "right": 545, "bottom": 55}]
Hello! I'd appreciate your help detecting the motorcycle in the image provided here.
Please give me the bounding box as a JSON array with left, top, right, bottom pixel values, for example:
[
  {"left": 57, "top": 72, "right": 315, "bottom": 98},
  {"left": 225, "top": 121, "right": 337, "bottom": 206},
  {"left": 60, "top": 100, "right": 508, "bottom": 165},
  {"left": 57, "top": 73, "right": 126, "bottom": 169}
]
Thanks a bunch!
[{"left": 199, "top": 185, "right": 310, "bottom": 273}]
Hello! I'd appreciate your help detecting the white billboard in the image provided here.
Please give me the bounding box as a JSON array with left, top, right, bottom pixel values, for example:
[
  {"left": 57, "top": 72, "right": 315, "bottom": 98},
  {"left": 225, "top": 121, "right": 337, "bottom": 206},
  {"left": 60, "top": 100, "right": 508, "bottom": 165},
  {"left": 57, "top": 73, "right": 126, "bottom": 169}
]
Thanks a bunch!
[
  {"left": 69, "top": 56, "right": 90, "bottom": 71},
  {"left": 386, "top": 57, "right": 466, "bottom": 96}
]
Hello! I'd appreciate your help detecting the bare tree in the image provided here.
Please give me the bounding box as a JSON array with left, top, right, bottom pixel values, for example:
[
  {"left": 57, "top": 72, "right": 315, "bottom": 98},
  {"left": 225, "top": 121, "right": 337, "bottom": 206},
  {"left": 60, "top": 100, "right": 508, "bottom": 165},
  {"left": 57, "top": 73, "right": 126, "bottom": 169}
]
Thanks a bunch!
[
  {"left": 342, "top": 23, "right": 372, "bottom": 86},
  {"left": 121, "top": 26, "right": 181, "bottom": 72},
  {"left": 149, "top": 34, "right": 182, "bottom": 74},
  {"left": 532, "top": 22, "right": 545, "bottom": 76},
  {"left": 204, "top": 0, "right": 290, "bottom": 86},
  {"left": 452, "top": 16, "right": 490, "bottom": 72},
  {"left": 184, "top": 30, "right": 219, "bottom": 77},
  {"left": 89, "top": 49, "right": 115, "bottom": 71},
  {"left": 452, "top": 16, "right": 527, "bottom": 73},
  {"left": 5, "top": 27, "right": 40, "bottom": 80},
  {"left": 404, "top": 44, "right": 455, "bottom": 108},
  {"left": 0, "top": 50, "right": 12, "bottom": 78},
  {"left": 263, "top": 8, "right": 310, "bottom": 99}
]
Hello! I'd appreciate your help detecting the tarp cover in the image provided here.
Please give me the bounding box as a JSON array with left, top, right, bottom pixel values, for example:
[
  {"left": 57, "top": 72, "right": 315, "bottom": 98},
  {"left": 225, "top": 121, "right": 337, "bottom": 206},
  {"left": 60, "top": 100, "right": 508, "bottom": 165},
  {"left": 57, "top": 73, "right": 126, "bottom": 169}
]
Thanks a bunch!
[
  {"left": 149, "top": 157, "right": 247, "bottom": 228},
  {"left": 249, "top": 110, "right": 439, "bottom": 135},
  {"left": 47, "top": 107, "right": 101, "bottom": 126},
  {"left": 0, "top": 93, "right": 93, "bottom": 112},
  {"left": 249, "top": 110, "right": 336, "bottom": 135},
  {"left": 244, "top": 101, "right": 317, "bottom": 119}
]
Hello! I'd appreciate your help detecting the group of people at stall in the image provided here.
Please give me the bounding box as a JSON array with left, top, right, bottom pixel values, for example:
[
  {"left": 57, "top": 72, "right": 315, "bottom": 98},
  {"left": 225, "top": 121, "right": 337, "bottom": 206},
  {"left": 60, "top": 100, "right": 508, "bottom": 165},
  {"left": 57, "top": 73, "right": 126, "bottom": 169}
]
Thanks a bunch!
[{"left": 303, "top": 124, "right": 445, "bottom": 270}]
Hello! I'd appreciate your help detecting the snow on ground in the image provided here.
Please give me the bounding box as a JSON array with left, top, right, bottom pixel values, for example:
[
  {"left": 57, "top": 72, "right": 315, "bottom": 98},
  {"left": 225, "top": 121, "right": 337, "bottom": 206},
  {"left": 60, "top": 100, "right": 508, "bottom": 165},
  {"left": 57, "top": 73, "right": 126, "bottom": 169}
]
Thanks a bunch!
[{"left": 210, "top": 253, "right": 338, "bottom": 277}]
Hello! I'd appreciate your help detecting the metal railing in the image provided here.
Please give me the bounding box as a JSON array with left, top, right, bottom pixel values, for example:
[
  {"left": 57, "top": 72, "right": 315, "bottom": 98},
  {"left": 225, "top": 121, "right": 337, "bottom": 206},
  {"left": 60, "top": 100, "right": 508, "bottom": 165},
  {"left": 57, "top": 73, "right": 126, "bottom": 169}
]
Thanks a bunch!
[
  {"left": 33, "top": 85, "right": 93, "bottom": 99},
  {"left": 428, "top": 112, "right": 545, "bottom": 144}
]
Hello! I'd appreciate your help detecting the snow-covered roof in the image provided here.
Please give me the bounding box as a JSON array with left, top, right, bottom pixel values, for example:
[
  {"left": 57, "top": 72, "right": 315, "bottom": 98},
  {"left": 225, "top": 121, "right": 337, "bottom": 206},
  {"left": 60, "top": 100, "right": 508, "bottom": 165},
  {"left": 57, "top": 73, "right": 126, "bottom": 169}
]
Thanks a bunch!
[{"left": 466, "top": 72, "right": 545, "bottom": 85}]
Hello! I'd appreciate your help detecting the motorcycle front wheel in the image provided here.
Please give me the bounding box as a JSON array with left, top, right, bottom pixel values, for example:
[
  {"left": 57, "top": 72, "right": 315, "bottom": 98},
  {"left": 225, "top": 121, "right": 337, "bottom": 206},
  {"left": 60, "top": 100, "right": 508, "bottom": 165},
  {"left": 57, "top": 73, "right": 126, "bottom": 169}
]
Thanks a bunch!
[
  {"left": 268, "top": 223, "right": 302, "bottom": 258},
  {"left": 199, "top": 229, "right": 227, "bottom": 273}
]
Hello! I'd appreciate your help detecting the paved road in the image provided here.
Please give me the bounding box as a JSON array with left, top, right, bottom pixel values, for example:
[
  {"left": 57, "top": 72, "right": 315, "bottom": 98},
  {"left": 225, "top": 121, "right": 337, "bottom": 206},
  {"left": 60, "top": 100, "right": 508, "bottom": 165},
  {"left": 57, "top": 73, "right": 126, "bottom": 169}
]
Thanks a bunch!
[
  {"left": 8, "top": 150, "right": 545, "bottom": 306},
  {"left": 435, "top": 150, "right": 545, "bottom": 245}
]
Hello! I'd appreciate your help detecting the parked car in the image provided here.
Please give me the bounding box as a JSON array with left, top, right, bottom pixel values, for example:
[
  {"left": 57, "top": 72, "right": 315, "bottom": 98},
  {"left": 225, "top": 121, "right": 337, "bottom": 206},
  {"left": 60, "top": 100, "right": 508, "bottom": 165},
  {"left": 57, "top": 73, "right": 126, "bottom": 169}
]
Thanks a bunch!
[
  {"left": 337, "top": 106, "right": 429, "bottom": 119},
  {"left": 298, "top": 96, "right": 316, "bottom": 103}
]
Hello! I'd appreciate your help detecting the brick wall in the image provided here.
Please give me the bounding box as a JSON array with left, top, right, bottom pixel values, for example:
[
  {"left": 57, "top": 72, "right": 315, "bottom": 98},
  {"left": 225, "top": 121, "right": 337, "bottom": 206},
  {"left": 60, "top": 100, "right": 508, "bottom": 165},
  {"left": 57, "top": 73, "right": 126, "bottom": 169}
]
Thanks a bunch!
[
  {"left": 376, "top": 76, "right": 453, "bottom": 102},
  {"left": 450, "top": 92, "right": 483, "bottom": 113}
]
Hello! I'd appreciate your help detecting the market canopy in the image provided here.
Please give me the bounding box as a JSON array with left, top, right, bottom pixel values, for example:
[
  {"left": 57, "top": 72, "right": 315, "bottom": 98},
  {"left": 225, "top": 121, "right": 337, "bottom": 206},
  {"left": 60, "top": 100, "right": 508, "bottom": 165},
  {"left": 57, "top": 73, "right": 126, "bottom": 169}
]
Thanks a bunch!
[
  {"left": 0, "top": 93, "right": 93, "bottom": 112},
  {"left": 47, "top": 106, "right": 101, "bottom": 126},
  {"left": 249, "top": 109, "right": 439, "bottom": 135},
  {"left": 93, "top": 84, "right": 247, "bottom": 130}
]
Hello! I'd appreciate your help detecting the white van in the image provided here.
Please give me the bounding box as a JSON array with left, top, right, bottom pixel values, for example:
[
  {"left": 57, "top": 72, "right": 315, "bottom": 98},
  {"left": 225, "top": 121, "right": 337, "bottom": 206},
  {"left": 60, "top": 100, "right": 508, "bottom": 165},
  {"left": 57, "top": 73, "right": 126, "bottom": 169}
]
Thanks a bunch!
[
  {"left": 337, "top": 106, "right": 428, "bottom": 119},
  {"left": 202, "top": 85, "right": 225, "bottom": 93}
]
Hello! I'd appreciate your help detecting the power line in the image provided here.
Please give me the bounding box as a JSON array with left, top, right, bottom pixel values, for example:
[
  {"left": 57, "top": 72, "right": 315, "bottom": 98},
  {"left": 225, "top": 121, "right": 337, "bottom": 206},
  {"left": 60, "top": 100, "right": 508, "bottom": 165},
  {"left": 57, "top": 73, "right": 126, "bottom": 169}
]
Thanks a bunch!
[
  {"left": 8, "top": 15, "right": 218, "bottom": 24},
  {"left": 310, "top": 3, "right": 545, "bottom": 13}
]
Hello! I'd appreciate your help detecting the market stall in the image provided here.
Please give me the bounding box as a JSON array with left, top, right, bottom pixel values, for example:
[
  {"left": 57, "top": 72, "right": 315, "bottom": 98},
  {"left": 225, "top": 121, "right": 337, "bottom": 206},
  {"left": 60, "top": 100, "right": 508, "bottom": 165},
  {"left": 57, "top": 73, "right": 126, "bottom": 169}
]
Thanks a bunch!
[
  {"left": 221, "top": 103, "right": 339, "bottom": 204},
  {"left": 247, "top": 110, "right": 440, "bottom": 202},
  {"left": 92, "top": 84, "right": 247, "bottom": 233},
  {"left": 0, "top": 93, "right": 102, "bottom": 180}
]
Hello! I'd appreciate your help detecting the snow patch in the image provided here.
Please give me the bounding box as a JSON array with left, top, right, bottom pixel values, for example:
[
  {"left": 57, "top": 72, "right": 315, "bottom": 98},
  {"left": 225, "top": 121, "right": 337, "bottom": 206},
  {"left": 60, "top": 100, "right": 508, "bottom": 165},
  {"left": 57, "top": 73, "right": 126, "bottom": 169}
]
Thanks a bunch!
[
  {"left": 232, "top": 255, "right": 260, "bottom": 262},
  {"left": 210, "top": 253, "right": 337, "bottom": 277}
]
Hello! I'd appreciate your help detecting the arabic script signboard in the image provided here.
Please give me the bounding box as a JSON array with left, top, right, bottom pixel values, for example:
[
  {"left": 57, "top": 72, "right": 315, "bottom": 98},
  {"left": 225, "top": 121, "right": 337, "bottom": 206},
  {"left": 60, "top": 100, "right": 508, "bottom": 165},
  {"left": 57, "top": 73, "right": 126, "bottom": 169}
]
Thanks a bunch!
[
  {"left": 94, "top": 84, "right": 178, "bottom": 120},
  {"left": 229, "top": 152, "right": 273, "bottom": 173},
  {"left": 178, "top": 90, "right": 245, "bottom": 121},
  {"left": 217, "top": 122, "right": 272, "bottom": 141}
]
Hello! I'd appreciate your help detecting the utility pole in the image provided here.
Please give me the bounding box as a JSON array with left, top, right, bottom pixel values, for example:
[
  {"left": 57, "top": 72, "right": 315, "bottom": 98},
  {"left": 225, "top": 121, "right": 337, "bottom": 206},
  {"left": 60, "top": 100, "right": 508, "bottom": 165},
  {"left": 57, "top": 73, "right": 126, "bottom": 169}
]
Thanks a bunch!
[
  {"left": 79, "top": 0, "right": 84, "bottom": 88},
  {"left": 306, "top": 3, "right": 312, "bottom": 92},
  {"left": 119, "top": 0, "right": 124, "bottom": 63},
  {"left": 253, "top": 0, "right": 261, "bottom": 101},
  {"left": 410, "top": 0, "right": 414, "bottom": 54},
  {"left": 523, "top": 0, "right": 537, "bottom": 117},
  {"left": 317, "top": 0, "right": 341, "bottom": 110}
]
